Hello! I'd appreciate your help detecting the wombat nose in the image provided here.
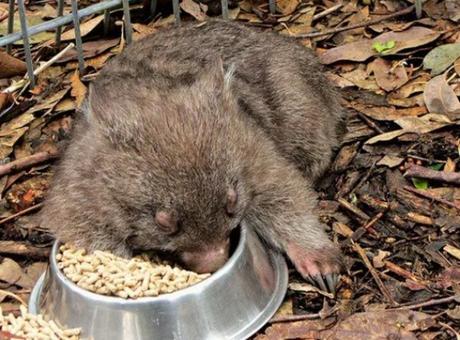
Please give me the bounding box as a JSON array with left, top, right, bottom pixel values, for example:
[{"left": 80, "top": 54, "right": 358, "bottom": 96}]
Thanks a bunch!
[{"left": 181, "top": 239, "right": 230, "bottom": 274}]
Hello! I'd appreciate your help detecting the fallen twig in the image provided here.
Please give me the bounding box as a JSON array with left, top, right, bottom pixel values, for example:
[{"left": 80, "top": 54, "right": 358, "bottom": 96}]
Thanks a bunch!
[
  {"left": 404, "top": 164, "right": 460, "bottom": 185},
  {"left": 356, "top": 111, "right": 384, "bottom": 134},
  {"left": 0, "top": 203, "right": 44, "bottom": 226},
  {"left": 2, "top": 43, "right": 75, "bottom": 94},
  {"left": 269, "top": 312, "right": 320, "bottom": 323},
  {"left": 295, "top": 5, "right": 415, "bottom": 38},
  {"left": 384, "top": 260, "right": 426, "bottom": 284},
  {"left": 0, "top": 151, "right": 59, "bottom": 178},
  {"left": 338, "top": 198, "right": 370, "bottom": 220},
  {"left": 312, "top": 3, "right": 343, "bottom": 22},
  {"left": 392, "top": 295, "right": 459, "bottom": 310},
  {"left": 352, "top": 241, "right": 397, "bottom": 306},
  {"left": 403, "top": 186, "right": 460, "bottom": 210}
]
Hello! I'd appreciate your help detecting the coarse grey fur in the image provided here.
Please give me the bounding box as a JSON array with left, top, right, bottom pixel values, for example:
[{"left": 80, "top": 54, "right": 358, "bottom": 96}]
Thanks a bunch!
[{"left": 39, "top": 20, "right": 345, "bottom": 278}]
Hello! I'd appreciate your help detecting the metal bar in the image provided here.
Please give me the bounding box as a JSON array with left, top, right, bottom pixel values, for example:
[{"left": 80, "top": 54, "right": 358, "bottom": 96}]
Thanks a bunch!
[
  {"left": 172, "top": 0, "right": 181, "bottom": 25},
  {"left": 150, "top": 0, "right": 158, "bottom": 15},
  {"left": 221, "top": 0, "right": 229, "bottom": 19},
  {"left": 0, "top": 0, "right": 130, "bottom": 47},
  {"left": 121, "top": 0, "right": 133, "bottom": 44},
  {"left": 415, "top": 0, "right": 422, "bottom": 18},
  {"left": 17, "top": 0, "right": 35, "bottom": 87},
  {"left": 103, "top": 9, "right": 111, "bottom": 36},
  {"left": 71, "top": 0, "right": 85, "bottom": 73},
  {"left": 269, "top": 0, "right": 276, "bottom": 14},
  {"left": 55, "top": 0, "right": 64, "bottom": 48},
  {"left": 7, "top": 0, "right": 14, "bottom": 53}
]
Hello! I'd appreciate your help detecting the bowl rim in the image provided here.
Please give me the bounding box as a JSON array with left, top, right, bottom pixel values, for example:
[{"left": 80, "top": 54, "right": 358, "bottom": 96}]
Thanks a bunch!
[{"left": 49, "top": 223, "right": 249, "bottom": 304}]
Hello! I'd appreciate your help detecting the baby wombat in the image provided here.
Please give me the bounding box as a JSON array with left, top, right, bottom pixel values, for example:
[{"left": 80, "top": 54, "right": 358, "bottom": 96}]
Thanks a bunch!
[{"left": 40, "top": 20, "right": 345, "bottom": 292}]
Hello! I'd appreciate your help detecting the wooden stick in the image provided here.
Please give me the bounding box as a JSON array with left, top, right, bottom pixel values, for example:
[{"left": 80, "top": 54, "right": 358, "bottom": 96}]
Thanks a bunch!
[
  {"left": 352, "top": 241, "right": 397, "bottom": 306},
  {"left": 338, "top": 198, "right": 370, "bottom": 220},
  {"left": 0, "top": 203, "right": 44, "bottom": 226},
  {"left": 403, "top": 186, "right": 460, "bottom": 211},
  {"left": 0, "top": 151, "right": 58, "bottom": 177},
  {"left": 295, "top": 5, "right": 415, "bottom": 38},
  {"left": 269, "top": 312, "right": 320, "bottom": 323},
  {"left": 392, "top": 295, "right": 459, "bottom": 310},
  {"left": 312, "top": 3, "right": 343, "bottom": 22},
  {"left": 404, "top": 164, "right": 460, "bottom": 185},
  {"left": 3, "top": 43, "right": 75, "bottom": 94}
]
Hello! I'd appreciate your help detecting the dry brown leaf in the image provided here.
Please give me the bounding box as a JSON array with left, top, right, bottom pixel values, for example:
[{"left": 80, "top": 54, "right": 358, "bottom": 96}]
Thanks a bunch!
[
  {"left": 0, "top": 3, "right": 8, "bottom": 21},
  {"left": 276, "top": 0, "right": 300, "bottom": 16},
  {"left": 365, "top": 115, "right": 452, "bottom": 144},
  {"left": 377, "top": 155, "right": 404, "bottom": 168},
  {"left": 289, "top": 282, "right": 330, "bottom": 296},
  {"left": 70, "top": 71, "right": 87, "bottom": 108},
  {"left": 59, "top": 38, "right": 119, "bottom": 63},
  {"left": 133, "top": 23, "right": 159, "bottom": 40},
  {"left": 423, "top": 74, "right": 460, "bottom": 120},
  {"left": 257, "top": 310, "right": 434, "bottom": 340},
  {"left": 25, "top": 262, "right": 47, "bottom": 283},
  {"left": 387, "top": 94, "right": 425, "bottom": 108},
  {"left": 55, "top": 98, "right": 75, "bottom": 112},
  {"left": 351, "top": 103, "right": 427, "bottom": 121},
  {"left": 320, "top": 27, "right": 441, "bottom": 64},
  {"left": 391, "top": 73, "right": 431, "bottom": 99},
  {"left": 325, "top": 72, "right": 355, "bottom": 88},
  {"left": 238, "top": 12, "right": 263, "bottom": 23},
  {"left": 0, "top": 50, "right": 27, "bottom": 78},
  {"left": 60, "top": 14, "right": 104, "bottom": 41},
  {"left": 25, "top": 88, "right": 70, "bottom": 115},
  {"left": 444, "top": 245, "right": 460, "bottom": 260},
  {"left": 0, "top": 258, "right": 23, "bottom": 285},
  {"left": 0, "top": 127, "right": 28, "bottom": 159},
  {"left": 180, "top": 0, "right": 207, "bottom": 21},
  {"left": 444, "top": 158, "right": 456, "bottom": 172},
  {"left": 369, "top": 58, "right": 409, "bottom": 92},
  {"left": 340, "top": 68, "right": 380, "bottom": 91},
  {"left": 38, "top": 3, "right": 61, "bottom": 19},
  {"left": 280, "top": 7, "right": 315, "bottom": 36},
  {"left": 0, "top": 93, "right": 11, "bottom": 111},
  {"left": 455, "top": 58, "right": 460, "bottom": 76}
]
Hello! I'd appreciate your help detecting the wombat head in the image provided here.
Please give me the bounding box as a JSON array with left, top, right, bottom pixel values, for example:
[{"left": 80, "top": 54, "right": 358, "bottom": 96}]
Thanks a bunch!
[{"left": 78, "top": 58, "right": 250, "bottom": 273}]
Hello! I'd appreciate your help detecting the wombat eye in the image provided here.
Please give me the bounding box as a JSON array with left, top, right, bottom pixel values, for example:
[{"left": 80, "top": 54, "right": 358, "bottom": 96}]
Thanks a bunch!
[{"left": 155, "top": 210, "right": 179, "bottom": 234}]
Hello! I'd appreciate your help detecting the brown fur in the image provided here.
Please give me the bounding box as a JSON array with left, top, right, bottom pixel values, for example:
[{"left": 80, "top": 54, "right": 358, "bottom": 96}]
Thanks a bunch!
[{"left": 39, "top": 20, "right": 345, "bottom": 275}]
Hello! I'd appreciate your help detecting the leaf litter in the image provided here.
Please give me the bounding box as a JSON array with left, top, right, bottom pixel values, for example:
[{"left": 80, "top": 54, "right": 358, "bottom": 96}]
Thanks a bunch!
[{"left": 0, "top": 0, "right": 459, "bottom": 339}]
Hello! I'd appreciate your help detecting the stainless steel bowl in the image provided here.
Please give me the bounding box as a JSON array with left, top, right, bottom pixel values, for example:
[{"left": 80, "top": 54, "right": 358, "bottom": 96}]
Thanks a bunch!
[{"left": 29, "top": 223, "right": 288, "bottom": 340}]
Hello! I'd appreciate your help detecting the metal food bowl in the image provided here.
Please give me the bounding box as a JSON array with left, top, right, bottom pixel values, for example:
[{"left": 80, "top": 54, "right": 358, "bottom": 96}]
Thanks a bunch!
[{"left": 29, "top": 223, "right": 288, "bottom": 340}]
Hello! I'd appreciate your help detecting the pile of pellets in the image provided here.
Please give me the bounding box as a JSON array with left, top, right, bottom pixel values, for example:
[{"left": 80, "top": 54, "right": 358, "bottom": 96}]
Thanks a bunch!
[
  {"left": 57, "top": 244, "right": 211, "bottom": 299},
  {"left": 0, "top": 305, "right": 81, "bottom": 339}
]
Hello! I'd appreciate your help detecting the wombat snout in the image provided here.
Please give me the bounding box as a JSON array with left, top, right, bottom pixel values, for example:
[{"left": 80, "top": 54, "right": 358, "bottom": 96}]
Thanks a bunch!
[{"left": 180, "top": 238, "right": 230, "bottom": 274}]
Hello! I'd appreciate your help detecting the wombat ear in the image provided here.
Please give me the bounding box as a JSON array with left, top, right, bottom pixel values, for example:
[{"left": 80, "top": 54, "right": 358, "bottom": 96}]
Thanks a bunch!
[
  {"left": 225, "top": 188, "right": 238, "bottom": 216},
  {"left": 155, "top": 210, "right": 179, "bottom": 234}
]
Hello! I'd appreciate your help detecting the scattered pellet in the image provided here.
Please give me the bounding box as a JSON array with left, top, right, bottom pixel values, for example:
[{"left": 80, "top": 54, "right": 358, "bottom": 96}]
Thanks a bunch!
[
  {"left": 57, "top": 243, "right": 210, "bottom": 299},
  {"left": 0, "top": 306, "right": 81, "bottom": 340}
]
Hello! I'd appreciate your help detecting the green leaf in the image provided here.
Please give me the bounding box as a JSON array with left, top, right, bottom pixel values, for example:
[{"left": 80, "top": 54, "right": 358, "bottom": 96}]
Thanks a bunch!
[
  {"left": 372, "top": 40, "right": 396, "bottom": 54},
  {"left": 423, "top": 43, "right": 460, "bottom": 76},
  {"left": 412, "top": 177, "right": 428, "bottom": 190},
  {"left": 429, "top": 163, "right": 444, "bottom": 171}
]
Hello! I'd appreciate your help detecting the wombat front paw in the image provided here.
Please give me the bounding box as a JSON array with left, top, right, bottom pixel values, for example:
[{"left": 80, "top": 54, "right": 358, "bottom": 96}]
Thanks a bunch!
[{"left": 286, "top": 241, "right": 342, "bottom": 294}]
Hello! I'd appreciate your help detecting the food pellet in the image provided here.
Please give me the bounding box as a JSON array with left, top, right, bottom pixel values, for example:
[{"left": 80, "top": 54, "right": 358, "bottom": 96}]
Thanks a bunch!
[
  {"left": 57, "top": 243, "right": 211, "bottom": 299},
  {"left": 0, "top": 306, "right": 81, "bottom": 340}
]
